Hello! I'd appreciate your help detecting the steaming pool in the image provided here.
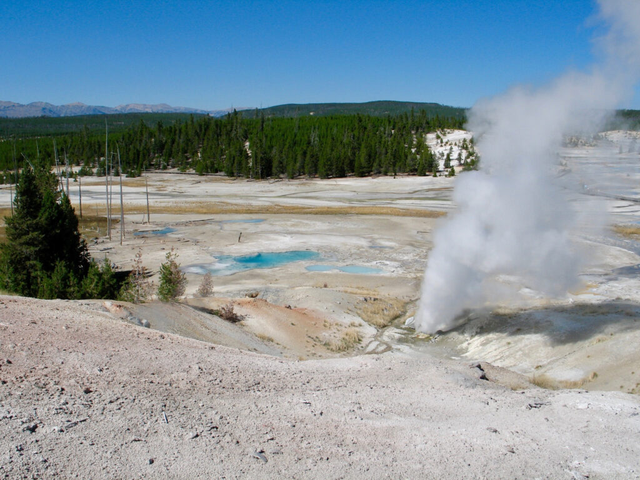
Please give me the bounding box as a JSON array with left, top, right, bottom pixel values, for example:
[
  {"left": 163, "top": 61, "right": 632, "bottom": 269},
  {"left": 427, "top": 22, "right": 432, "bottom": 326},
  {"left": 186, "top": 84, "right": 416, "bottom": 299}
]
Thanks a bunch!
[
  {"left": 183, "top": 251, "right": 319, "bottom": 276},
  {"left": 218, "top": 219, "right": 265, "bottom": 224},
  {"left": 183, "top": 251, "right": 384, "bottom": 276}
]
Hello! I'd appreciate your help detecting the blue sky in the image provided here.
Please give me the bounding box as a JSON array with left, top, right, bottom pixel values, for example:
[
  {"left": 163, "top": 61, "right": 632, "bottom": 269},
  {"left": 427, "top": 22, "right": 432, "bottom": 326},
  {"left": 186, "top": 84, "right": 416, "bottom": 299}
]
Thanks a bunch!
[{"left": 3, "top": 0, "right": 632, "bottom": 110}]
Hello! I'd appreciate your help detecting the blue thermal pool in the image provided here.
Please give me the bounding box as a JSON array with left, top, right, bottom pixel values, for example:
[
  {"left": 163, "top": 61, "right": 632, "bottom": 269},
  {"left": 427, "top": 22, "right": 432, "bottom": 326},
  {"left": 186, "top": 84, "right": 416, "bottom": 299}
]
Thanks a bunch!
[
  {"left": 219, "top": 219, "right": 266, "bottom": 224},
  {"left": 134, "top": 227, "right": 176, "bottom": 236},
  {"left": 183, "top": 250, "right": 320, "bottom": 276}
]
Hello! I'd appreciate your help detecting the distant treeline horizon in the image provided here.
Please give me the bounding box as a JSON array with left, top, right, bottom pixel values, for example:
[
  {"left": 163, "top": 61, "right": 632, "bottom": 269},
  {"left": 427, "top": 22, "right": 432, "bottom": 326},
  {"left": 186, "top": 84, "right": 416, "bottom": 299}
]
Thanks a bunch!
[
  {"left": 1, "top": 102, "right": 638, "bottom": 181},
  {"left": 0, "top": 105, "right": 468, "bottom": 179}
]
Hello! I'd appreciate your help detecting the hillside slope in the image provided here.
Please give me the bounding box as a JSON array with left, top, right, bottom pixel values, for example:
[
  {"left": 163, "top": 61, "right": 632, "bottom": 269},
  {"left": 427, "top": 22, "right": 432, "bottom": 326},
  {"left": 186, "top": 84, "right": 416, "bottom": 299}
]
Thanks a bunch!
[{"left": 0, "top": 295, "right": 638, "bottom": 478}]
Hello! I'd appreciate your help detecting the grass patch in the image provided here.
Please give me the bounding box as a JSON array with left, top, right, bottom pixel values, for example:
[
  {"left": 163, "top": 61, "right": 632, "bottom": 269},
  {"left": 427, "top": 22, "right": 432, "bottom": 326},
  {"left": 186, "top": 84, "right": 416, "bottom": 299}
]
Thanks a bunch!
[
  {"left": 325, "top": 328, "right": 362, "bottom": 352},
  {"left": 256, "top": 333, "right": 274, "bottom": 343},
  {"left": 81, "top": 201, "right": 446, "bottom": 218},
  {"left": 613, "top": 224, "right": 640, "bottom": 238},
  {"left": 530, "top": 375, "right": 567, "bottom": 390},
  {"left": 530, "top": 373, "right": 598, "bottom": 390},
  {"left": 355, "top": 297, "right": 406, "bottom": 328},
  {"left": 79, "top": 216, "right": 119, "bottom": 240}
]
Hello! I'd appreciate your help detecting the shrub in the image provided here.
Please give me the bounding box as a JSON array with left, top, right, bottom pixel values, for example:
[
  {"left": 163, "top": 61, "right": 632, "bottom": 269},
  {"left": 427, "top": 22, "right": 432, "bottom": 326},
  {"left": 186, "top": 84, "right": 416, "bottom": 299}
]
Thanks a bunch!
[
  {"left": 196, "top": 272, "right": 213, "bottom": 297},
  {"left": 157, "top": 248, "right": 187, "bottom": 302},
  {"left": 78, "top": 165, "right": 94, "bottom": 177},
  {"left": 119, "top": 250, "right": 152, "bottom": 303},
  {"left": 218, "top": 303, "right": 243, "bottom": 323},
  {"left": 81, "top": 259, "right": 119, "bottom": 299}
]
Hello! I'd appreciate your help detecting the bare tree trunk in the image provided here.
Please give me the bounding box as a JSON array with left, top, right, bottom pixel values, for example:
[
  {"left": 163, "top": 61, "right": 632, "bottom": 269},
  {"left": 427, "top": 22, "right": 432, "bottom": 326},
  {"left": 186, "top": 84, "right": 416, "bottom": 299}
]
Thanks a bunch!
[
  {"left": 53, "top": 139, "right": 63, "bottom": 191},
  {"left": 145, "top": 176, "right": 151, "bottom": 224},
  {"left": 65, "top": 152, "right": 70, "bottom": 198},
  {"left": 105, "top": 120, "right": 111, "bottom": 240},
  {"left": 117, "top": 146, "right": 124, "bottom": 245},
  {"left": 109, "top": 152, "right": 114, "bottom": 236},
  {"left": 78, "top": 176, "right": 83, "bottom": 218},
  {"left": 12, "top": 138, "right": 17, "bottom": 185}
]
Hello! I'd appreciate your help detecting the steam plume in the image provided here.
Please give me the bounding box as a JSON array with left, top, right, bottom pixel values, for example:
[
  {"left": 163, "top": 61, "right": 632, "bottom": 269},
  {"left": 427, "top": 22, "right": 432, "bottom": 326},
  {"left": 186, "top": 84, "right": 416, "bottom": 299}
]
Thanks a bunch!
[{"left": 414, "top": 0, "right": 640, "bottom": 334}]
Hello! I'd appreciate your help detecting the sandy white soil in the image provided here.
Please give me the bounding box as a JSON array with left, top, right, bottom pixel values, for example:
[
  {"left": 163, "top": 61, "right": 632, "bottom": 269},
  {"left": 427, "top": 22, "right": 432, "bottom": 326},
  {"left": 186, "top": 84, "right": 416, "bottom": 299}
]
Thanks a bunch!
[{"left": 1, "top": 296, "right": 639, "bottom": 479}]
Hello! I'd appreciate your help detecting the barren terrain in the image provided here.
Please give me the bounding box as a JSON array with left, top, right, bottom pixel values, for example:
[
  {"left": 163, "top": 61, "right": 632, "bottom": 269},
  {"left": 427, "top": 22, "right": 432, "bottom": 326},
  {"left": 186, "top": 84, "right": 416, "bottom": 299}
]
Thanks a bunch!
[
  {"left": 1, "top": 132, "right": 640, "bottom": 477},
  {"left": 1, "top": 296, "right": 639, "bottom": 479}
]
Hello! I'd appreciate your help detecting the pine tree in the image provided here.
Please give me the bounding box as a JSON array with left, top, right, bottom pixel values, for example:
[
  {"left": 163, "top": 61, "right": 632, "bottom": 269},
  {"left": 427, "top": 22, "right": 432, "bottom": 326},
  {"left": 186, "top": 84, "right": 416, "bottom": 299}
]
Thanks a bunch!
[
  {"left": 157, "top": 249, "right": 187, "bottom": 302},
  {"left": 0, "top": 165, "right": 102, "bottom": 299}
]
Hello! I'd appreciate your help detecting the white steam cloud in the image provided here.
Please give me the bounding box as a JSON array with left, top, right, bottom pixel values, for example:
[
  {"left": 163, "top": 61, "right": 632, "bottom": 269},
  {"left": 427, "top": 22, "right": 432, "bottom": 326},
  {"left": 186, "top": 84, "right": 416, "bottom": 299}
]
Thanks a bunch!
[{"left": 414, "top": 0, "right": 640, "bottom": 334}]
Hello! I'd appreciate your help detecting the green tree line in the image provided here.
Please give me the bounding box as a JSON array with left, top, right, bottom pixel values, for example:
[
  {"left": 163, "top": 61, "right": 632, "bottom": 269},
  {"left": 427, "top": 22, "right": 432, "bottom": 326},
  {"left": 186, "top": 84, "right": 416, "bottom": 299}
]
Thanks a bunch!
[{"left": 0, "top": 109, "right": 466, "bottom": 181}]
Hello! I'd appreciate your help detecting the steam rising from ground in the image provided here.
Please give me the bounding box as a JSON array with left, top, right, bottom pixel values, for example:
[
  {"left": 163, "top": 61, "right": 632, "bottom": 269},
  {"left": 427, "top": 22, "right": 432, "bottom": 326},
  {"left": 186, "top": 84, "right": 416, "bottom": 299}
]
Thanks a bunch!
[{"left": 414, "top": 0, "right": 640, "bottom": 333}]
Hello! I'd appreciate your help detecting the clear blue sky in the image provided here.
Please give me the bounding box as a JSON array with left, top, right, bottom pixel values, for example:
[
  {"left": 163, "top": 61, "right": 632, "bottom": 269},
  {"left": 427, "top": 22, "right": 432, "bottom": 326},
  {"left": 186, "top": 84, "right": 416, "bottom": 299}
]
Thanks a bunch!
[{"left": 2, "top": 0, "right": 634, "bottom": 110}]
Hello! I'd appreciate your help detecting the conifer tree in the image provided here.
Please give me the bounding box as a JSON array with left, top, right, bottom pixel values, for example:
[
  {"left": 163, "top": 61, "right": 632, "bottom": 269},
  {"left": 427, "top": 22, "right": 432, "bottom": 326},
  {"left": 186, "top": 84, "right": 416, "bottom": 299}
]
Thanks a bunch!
[
  {"left": 0, "top": 165, "right": 116, "bottom": 299},
  {"left": 157, "top": 249, "right": 187, "bottom": 302}
]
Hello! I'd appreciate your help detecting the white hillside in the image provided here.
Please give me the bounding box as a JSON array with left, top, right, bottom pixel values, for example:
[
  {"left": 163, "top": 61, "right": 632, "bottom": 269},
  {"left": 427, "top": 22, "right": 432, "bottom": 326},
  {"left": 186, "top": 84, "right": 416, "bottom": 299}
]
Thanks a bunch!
[
  {"left": 425, "top": 129, "right": 475, "bottom": 170},
  {"left": 599, "top": 130, "right": 640, "bottom": 153}
]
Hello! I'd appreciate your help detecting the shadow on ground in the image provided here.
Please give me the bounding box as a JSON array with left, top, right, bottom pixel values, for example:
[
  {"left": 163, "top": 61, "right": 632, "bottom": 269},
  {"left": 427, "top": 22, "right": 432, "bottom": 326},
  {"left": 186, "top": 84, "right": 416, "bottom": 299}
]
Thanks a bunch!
[{"left": 451, "top": 300, "right": 640, "bottom": 346}]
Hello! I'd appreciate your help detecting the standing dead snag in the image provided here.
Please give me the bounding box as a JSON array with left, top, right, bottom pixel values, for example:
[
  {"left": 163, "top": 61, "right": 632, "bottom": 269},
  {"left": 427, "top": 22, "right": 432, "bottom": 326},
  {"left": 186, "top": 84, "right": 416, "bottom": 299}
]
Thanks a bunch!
[
  {"left": 196, "top": 272, "right": 213, "bottom": 297},
  {"left": 119, "top": 250, "right": 152, "bottom": 303}
]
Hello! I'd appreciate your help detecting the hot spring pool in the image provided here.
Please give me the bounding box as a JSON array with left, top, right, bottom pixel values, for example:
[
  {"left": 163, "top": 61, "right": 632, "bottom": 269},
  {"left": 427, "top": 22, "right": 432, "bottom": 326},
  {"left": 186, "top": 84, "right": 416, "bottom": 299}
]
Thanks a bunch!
[
  {"left": 134, "top": 227, "right": 176, "bottom": 236},
  {"left": 183, "top": 251, "right": 384, "bottom": 276},
  {"left": 184, "top": 250, "right": 320, "bottom": 276},
  {"left": 219, "top": 219, "right": 265, "bottom": 224}
]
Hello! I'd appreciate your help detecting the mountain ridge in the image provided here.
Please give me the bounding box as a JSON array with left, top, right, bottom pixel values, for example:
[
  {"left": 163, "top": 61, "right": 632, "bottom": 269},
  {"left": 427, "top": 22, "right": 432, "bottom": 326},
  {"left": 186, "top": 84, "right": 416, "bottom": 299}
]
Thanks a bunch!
[
  {"left": 1, "top": 100, "right": 469, "bottom": 120},
  {"left": 244, "top": 100, "right": 468, "bottom": 118},
  {"left": 0, "top": 101, "right": 239, "bottom": 118}
]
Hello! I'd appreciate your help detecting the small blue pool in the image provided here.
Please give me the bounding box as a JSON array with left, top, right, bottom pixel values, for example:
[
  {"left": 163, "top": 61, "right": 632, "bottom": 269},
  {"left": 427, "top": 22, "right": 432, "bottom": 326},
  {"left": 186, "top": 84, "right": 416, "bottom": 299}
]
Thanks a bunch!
[
  {"left": 134, "top": 227, "right": 176, "bottom": 236},
  {"left": 219, "top": 219, "right": 266, "bottom": 224},
  {"left": 305, "top": 264, "right": 383, "bottom": 274},
  {"left": 184, "top": 250, "right": 320, "bottom": 276}
]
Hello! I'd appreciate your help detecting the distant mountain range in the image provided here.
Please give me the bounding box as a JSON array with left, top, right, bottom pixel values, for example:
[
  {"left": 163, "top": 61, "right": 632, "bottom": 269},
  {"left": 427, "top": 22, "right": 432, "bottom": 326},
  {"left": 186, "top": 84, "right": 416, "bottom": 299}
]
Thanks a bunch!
[
  {"left": 0, "top": 99, "right": 469, "bottom": 121},
  {"left": 0, "top": 101, "right": 243, "bottom": 118}
]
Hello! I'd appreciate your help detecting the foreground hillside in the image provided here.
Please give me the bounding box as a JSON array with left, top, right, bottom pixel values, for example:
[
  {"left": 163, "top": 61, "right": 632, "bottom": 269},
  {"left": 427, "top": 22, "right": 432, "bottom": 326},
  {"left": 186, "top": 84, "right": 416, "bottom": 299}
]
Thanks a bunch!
[{"left": 1, "top": 295, "right": 639, "bottom": 479}]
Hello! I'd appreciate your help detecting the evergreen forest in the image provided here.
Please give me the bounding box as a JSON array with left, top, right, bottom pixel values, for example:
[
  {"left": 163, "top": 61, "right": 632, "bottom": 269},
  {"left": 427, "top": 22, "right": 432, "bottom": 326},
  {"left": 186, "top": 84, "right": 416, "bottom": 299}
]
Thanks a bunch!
[{"left": 0, "top": 109, "right": 469, "bottom": 182}]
